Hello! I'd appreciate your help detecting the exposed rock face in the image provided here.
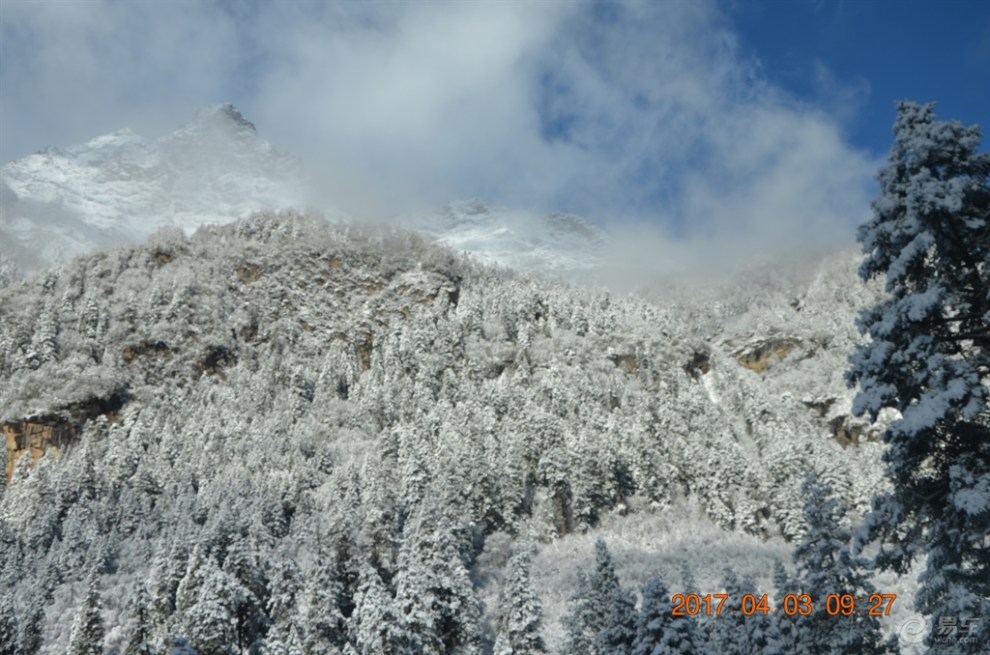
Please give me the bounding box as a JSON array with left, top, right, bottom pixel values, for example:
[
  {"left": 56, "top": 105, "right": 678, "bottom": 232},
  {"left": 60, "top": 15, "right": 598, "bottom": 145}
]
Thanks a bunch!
[
  {"left": 608, "top": 353, "right": 639, "bottom": 373},
  {"left": 683, "top": 349, "right": 712, "bottom": 378},
  {"left": 733, "top": 337, "right": 802, "bottom": 373},
  {"left": 3, "top": 393, "right": 128, "bottom": 484},
  {"left": 828, "top": 415, "right": 879, "bottom": 447},
  {"left": 122, "top": 340, "right": 170, "bottom": 363},
  {"left": 3, "top": 420, "right": 70, "bottom": 483}
]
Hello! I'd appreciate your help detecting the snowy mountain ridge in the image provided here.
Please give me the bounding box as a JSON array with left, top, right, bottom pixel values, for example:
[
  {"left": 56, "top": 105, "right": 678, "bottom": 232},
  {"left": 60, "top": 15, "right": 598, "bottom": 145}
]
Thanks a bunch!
[
  {"left": 0, "top": 104, "right": 307, "bottom": 272},
  {"left": 1, "top": 106, "right": 608, "bottom": 277},
  {"left": 396, "top": 199, "right": 608, "bottom": 274}
]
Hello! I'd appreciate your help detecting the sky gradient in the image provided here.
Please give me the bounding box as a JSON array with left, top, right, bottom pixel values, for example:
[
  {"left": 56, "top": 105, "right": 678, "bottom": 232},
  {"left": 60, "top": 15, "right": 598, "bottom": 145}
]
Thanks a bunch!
[{"left": 2, "top": 0, "right": 987, "bottom": 260}]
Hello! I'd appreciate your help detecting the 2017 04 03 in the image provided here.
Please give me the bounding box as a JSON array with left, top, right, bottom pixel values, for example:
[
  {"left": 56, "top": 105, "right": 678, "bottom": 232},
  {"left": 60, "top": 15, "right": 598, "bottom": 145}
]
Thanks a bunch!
[{"left": 671, "top": 593, "right": 897, "bottom": 617}]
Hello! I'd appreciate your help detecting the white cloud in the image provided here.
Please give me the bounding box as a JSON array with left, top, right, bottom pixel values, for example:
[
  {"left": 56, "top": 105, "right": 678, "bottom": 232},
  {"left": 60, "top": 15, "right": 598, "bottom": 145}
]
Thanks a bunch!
[
  {"left": 0, "top": 1, "right": 240, "bottom": 152},
  {"left": 811, "top": 59, "right": 872, "bottom": 128},
  {"left": 0, "top": 0, "right": 880, "bottom": 267}
]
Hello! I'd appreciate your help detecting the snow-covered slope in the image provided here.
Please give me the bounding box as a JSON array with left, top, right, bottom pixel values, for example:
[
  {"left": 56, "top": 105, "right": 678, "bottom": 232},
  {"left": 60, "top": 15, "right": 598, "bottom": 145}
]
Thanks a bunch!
[
  {"left": 0, "top": 211, "right": 926, "bottom": 654},
  {"left": 0, "top": 108, "right": 932, "bottom": 653},
  {"left": 0, "top": 104, "right": 308, "bottom": 272},
  {"left": 396, "top": 200, "right": 608, "bottom": 275}
]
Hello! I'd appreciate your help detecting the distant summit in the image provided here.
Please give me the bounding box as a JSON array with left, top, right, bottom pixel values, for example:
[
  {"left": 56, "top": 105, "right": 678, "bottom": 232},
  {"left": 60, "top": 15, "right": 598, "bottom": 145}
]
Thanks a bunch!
[
  {"left": 175, "top": 103, "right": 259, "bottom": 140},
  {"left": 0, "top": 104, "right": 307, "bottom": 272},
  {"left": 202, "top": 103, "right": 257, "bottom": 133}
]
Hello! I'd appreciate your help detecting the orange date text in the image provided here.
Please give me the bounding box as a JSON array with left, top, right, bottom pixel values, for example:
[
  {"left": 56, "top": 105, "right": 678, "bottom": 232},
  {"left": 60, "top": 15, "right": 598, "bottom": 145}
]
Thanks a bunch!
[{"left": 671, "top": 593, "right": 897, "bottom": 617}]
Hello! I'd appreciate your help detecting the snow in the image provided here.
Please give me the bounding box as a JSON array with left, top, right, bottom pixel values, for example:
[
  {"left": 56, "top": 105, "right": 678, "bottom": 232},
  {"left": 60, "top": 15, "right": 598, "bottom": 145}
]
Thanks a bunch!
[
  {"left": 396, "top": 200, "right": 608, "bottom": 275},
  {"left": 0, "top": 105, "right": 310, "bottom": 272},
  {"left": 3, "top": 100, "right": 979, "bottom": 654}
]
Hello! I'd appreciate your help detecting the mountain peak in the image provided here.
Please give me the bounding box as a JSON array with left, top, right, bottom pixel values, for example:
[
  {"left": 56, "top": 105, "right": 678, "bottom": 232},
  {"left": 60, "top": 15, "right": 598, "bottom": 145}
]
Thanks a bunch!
[
  {"left": 1, "top": 103, "right": 306, "bottom": 272},
  {"left": 184, "top": 102, "right": 257, "bottom": 136}
]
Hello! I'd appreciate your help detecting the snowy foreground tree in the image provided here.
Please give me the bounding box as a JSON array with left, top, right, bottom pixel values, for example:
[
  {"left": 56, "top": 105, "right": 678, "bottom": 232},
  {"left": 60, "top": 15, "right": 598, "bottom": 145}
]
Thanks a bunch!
[
  {"left": 785, "top": 476, "right": 894, "bottom": 654},
  {"left": 849, "top": 101, "right": 990, "bottom": 652}
]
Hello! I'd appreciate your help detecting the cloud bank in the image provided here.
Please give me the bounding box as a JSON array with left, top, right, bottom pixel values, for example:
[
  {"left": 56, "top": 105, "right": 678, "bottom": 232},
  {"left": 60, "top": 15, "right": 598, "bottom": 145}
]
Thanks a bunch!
[{"left": 1, "top": 0, "right": 879, "bottom": 265}]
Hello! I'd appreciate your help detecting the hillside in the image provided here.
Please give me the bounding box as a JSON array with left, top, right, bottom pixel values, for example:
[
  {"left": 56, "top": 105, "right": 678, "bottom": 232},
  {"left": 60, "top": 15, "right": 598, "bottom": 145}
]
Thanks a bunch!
[{"left": 0, "top": 210, "right": 918, "bottom": 654}]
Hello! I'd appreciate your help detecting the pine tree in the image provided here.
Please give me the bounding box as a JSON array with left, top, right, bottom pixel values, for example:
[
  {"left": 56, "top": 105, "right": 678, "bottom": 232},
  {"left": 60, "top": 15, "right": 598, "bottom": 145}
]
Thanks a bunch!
[
  {"left": 123, "top": 584, "right": 157, "bottom": 655},
  {"left": 0, "top": 594, "right": 17, "bottom": 655},
  {"left": 632, "top": 577, "right": 700, "bottom": 655},
  {"left": 147, "top": 543, "right": 189, "bottom": 645},
  {"left": 220, "top": 534, "right": 269, "bottom": 649},
  {"left": 562, "top": 539, "right": 635, "bottom": 655},
  {"left": 848, "top": 101, "right": 990, "bottom": 652},
  {"left": 18, "top": 599, "right": 44, "bottom": 655},
  {"left": 32, "top": 300, "right": 60, "bottom": 364},
  {"left": 493, "top": 548, "right": 547, "bottom": 655},
  {"left": 265, "top": 558, "right": 303, "bottom": 648},
  {"left": 179, "top": 560, "right": 244, "bottom": 655},
  {"left": 770, "top": 562, "right": 800, "bottom": 653},
  {"left": 789, "top": 475, "right": 894, "bottom": 655},
  {"left": 393, "top": 519, "right": 482, "bottom": 655},
  {"left": 706, "top": 568, "right": 781, "bottom": 655},
  {"left": 349, "top": 561, "right": 404, "bottom": 655},
  {"left": 597, "top": 582, "right": 637, "bottom": 655},
  {"left": 67, "top": 574, "right": 106, "bottom": 655},
  {"left": 302, "top": 555, "right": 348, "bottom": 654},
  {"left": 562, "top": 569, "right": 599, "bottom": 655}
]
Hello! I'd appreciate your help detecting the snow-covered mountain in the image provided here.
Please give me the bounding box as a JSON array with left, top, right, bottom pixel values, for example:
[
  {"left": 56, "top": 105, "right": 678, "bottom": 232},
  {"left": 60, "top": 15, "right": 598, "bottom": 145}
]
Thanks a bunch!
[
  {"left": 1, "top": 106, "right": 607, "bottom": 276},
  {"left": 0, "top": 107, "right": 932, "bottom": 655},
  {"left": 0, "top": 209, "right": 926, "bottom": 654},
  {"left": 0, "top": 105, "right": 309, "bottom": 272}
]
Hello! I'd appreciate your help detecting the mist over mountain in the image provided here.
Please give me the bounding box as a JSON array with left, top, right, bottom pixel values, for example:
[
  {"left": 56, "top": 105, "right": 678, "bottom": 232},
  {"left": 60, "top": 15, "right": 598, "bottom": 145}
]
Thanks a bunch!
[
  {"left": 395, "top": 200, "right": 608, "bottom": 276},
  {"left": 1, "top": 106, "right": 617, "bottom": 279}
]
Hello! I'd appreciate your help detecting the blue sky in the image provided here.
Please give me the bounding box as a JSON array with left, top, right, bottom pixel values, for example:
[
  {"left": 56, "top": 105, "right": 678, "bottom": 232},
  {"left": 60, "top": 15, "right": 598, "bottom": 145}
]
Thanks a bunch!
[
  {"left": 1, "top": 0, "right": 987, "bottom": 257},
  {"left": 730, "top": 0, "right": 990, "bottom": 156}
]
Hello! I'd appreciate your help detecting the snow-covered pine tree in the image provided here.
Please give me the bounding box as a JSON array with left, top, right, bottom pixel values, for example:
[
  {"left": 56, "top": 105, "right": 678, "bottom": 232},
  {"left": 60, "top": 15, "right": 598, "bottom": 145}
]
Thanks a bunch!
[
  {"left": 0, "top": 594, "right": 17, "bottom": 655},
  {"left": 218, "top": 535, "right": 269, "bottom": 648},
  {"left": 790, "top": 475, "right": 894, "bottom": 654},
  {"left": 562, "top": 539, "right": 635, "bottom": 655},
  {"left": 848, "top": 101, "right": 990, "bottom": 652},
  {"left": 596, "top": 584, "right": 637, "bottom": 655},
  {"left": 32, "top": 300, "right": 60, "bottom": 365},
  {"left": 147, "top": 543, "right": 189, "bottom": 642},
  {"left": 122, "top": 584, "right": 156, "bottom": 655},
  {"left": 632, "top": 577, "right": 701, "bottom": 655},
  {"left": 265, "top": 559, "right": 305, "bottom": 655},
  {"left": 349, "top": 561, "right": 404, "bottom": 655},
  {"left": 67, "top": 573, "right": 106, "bottom": 655},
  {"left": 562, "top": 569, "right": 598, "bottom": 654},
  {"left": 492, "top": 547, "right": 547, "bottom": 655},
  {"left": 706, "top": 567, "right": 781, "bottom": 655},
  {"left": 17, "top": 599, "right": 45, "bottom": 655},
  {"left": 393, "top": 518, "right": 482, "bottom": 655},
  {"left": 770, "top": 561, "right": 800, "bottom": 653},
  {"left": 301, "top": 554, "right": 348, "bottom": 655},
  {"left": 178, "top": 559, "right": 244, "bottom": 655}
]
